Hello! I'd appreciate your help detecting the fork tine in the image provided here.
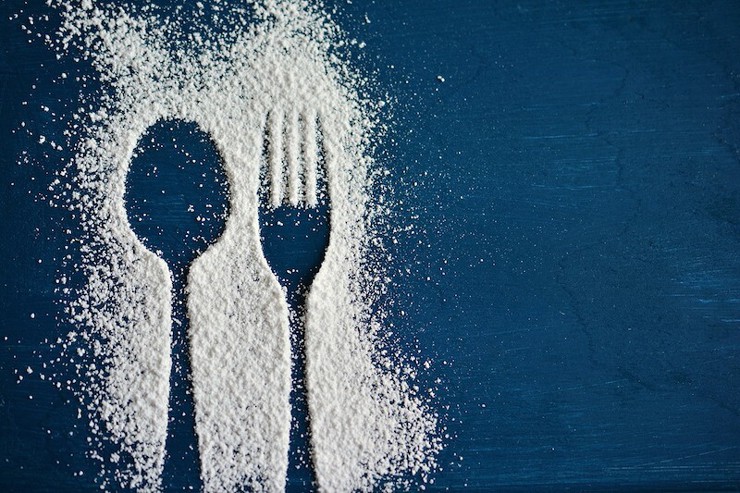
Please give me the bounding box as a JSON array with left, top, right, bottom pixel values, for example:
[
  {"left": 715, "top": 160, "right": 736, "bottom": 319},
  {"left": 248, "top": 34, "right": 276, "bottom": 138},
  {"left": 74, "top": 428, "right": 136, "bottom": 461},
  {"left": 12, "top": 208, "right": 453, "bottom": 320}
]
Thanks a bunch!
[
  {"left": 302, "top": 110, "right": 318, "bottom": 208},
  {"left": 285, "top": 108, "right": 301, "bottom": 207},
  {"left": 259, "top": 112, "right": 270, "bottom": 206},
  {"left": 267, "top": 110, "right": 285, "bottom": 208}
]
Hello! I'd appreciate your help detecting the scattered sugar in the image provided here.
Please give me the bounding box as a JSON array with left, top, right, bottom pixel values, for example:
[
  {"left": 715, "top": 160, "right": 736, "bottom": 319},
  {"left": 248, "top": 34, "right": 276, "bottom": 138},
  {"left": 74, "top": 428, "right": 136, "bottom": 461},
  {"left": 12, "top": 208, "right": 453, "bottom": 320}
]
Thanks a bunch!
[{"left": 35, "top": 0, "right": 442, "bottom": 491}]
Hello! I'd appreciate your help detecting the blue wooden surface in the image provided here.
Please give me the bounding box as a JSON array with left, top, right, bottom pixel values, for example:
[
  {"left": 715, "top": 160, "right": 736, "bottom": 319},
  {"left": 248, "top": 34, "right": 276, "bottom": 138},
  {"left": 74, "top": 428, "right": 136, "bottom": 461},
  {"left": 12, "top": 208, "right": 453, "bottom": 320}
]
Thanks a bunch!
[{"left": 1, "top": 1, "right": 739, "bottom": 491}]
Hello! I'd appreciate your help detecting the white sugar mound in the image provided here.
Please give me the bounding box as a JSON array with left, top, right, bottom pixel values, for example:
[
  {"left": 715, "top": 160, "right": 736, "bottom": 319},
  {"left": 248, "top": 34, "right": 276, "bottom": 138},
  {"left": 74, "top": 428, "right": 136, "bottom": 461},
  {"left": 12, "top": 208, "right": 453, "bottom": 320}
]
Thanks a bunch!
[{"left": 45, "top": 0, "right": 442, "bottom": 491}]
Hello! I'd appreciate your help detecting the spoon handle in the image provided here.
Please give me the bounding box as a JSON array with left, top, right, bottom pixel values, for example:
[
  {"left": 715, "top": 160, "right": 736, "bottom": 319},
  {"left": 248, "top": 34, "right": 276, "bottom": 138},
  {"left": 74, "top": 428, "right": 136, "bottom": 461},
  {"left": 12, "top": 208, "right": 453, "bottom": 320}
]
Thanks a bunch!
[{"left": 162, "top": 266, "right": 202, "bottom": 490}]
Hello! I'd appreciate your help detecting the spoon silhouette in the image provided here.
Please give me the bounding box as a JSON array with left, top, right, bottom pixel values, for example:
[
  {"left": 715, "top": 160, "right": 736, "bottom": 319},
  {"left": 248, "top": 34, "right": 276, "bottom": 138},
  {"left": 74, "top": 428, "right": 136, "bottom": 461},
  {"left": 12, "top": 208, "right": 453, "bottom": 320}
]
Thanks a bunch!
[{"left": 125, "top": 120, "right": 229, "bottom": 490}]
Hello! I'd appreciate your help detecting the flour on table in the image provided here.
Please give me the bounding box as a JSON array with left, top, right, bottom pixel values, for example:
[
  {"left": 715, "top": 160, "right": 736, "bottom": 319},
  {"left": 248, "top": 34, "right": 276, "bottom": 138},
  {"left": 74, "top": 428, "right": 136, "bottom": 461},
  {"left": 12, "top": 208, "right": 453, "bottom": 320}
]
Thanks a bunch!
[{"left": 38, "top": 0, "right": 442, "bottom": 490}]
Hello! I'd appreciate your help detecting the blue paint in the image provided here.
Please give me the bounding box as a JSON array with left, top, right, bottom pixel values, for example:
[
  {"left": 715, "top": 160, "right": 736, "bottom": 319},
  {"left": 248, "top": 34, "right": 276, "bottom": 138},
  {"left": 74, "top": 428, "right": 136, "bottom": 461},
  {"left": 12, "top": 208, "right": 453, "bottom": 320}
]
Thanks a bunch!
[{"left": 1, "top": 1, "right": 739, "bottom": 491}]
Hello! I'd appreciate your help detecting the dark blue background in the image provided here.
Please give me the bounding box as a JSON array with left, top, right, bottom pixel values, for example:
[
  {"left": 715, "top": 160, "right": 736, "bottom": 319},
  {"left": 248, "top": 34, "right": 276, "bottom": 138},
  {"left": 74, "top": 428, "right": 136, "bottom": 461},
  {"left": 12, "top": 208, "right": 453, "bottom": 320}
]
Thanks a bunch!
[{"left": 1, "top": 1, "right": 739, "bottom": 491}]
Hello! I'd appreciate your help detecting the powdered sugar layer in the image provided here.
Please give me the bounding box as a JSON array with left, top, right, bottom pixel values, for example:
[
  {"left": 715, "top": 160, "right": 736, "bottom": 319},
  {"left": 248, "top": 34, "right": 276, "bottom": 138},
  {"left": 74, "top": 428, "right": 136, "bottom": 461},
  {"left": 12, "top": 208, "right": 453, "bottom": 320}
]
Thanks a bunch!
[{"left": 48, "top": 0, "right": 442, "bottom": 490}]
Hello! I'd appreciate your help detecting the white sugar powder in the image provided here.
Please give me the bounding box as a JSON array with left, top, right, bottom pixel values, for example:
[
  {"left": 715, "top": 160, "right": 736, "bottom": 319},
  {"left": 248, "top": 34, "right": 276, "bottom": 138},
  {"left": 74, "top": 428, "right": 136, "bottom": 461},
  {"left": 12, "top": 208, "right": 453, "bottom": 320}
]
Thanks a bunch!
[{"left": 41, "top": 0, "right": 442, "bottom": 491}]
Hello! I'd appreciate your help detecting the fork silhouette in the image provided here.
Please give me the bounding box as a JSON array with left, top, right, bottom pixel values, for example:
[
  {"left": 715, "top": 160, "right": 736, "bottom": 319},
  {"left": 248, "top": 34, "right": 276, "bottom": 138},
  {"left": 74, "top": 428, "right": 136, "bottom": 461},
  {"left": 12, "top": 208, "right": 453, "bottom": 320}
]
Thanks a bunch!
[{"left": 258, "top": 110, "right": 330, "bottom": 490}]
